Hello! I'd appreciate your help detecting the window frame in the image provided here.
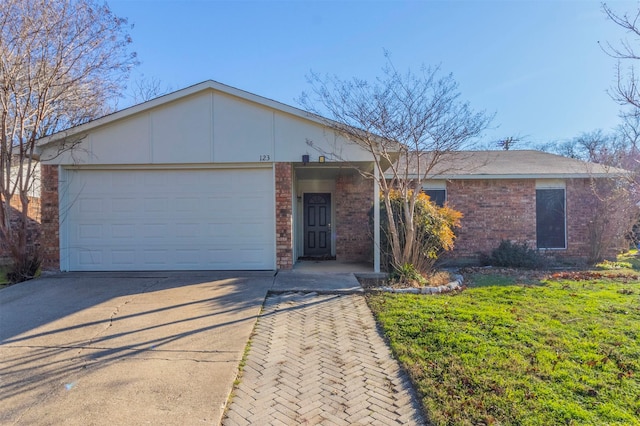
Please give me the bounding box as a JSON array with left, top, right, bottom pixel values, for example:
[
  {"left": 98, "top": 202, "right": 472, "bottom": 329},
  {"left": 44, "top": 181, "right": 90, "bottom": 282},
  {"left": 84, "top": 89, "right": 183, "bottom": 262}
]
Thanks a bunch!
[
  {"left": 421, "top": 180, "right": 447, "bottom": 207},
  {"left": 535, "top": 182, "right": 567, "bottom": 250}
]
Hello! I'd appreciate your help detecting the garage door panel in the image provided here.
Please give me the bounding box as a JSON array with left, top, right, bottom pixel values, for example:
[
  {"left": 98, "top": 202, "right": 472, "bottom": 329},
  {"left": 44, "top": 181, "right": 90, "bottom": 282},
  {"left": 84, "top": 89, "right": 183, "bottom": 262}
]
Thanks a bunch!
[
  {"left": 175, "top": 223, "right": 199, "bottom": 238},
  {"left": 112, "top": 198, "right": 137, "bottom": 214},
  {"left": 143, "top": 198, "right": 169, "bottom": 213},
  {"left": 79, "top": 198, "right": 104, "bottom": 214},
  {"left": 175, "top": 249, "right": 200, "bottom": 265},
  {"left": 142, "top": 223, "right": 167, "bottom": 238},
  {"left": 175, "top": 197, "right": 199, "bottom": 211},
  {"left": 143, "top": 249, "right": 168, "bottom": 265},
  {"left": 78, "top": 250, "right": 104, "bottom": 267},
  {"left": 112, "top": 250, "right": 135, "bottom": 265},
  {"left": 63, "top": 168, "right": 275, "bottom": 271},
  {"left": 112, "top": 224, "right": 135, "bottom": 238}
]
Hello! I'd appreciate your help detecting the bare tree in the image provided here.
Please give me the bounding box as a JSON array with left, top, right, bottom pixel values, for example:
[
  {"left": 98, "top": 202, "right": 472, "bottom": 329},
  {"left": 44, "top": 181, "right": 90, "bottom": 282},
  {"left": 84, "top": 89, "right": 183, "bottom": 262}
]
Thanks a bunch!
[
  {"left": 602, "top": 3, "right": 640, "bottom": 116},
  {"left": 130, "top": 75, "right": 173, "bottom": 104},
  {"left": 0, "top": 0, "right": 137, "bottom": 281},
  {"left": 299, "top": 58, "right": 492, "bottom": 273},
  {"left": 552, "top": 130, "right": 613, "bottom": 162},
  {"left": 544, "top": 127, "right": 639, "bottom": 260}
]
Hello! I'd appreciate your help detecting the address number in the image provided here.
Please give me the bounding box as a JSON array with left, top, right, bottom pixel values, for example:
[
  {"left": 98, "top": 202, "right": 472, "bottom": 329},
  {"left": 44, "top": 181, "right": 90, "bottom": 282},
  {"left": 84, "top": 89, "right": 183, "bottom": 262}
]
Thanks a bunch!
[{"left": 259, "top": 154, "right": 271, "bottom": 161}]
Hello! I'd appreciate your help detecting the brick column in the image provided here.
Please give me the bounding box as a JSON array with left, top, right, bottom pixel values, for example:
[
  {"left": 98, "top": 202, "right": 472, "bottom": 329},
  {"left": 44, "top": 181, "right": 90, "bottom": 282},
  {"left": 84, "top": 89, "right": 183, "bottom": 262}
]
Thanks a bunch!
[
  {"left": 335, "top": 173, "right": 374, "bottom": 262},
  {"left": 40, "top": 165, "right": 60, "bottom": 270},
  {"left": 275, "top": 163, "right": 293, "bottom": 269}
]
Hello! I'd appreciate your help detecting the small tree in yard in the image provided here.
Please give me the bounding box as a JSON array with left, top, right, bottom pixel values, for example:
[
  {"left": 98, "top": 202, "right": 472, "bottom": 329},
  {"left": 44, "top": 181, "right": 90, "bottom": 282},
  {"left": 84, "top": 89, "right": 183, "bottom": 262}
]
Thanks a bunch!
[
  {"left": 377, "top": 190, "right": 462, "bottom": 281},
  {"left": 1, "top": 0, "right": 136, "bottom": 282},
  {"left": 300, "top": 57, "right": 491, "bottom": 275},
  {"left": 544, "top": 129, "right": 639, "bottom": 262},
  {"left": 587, "top": 181, "right": 637, "bottom": 263}
]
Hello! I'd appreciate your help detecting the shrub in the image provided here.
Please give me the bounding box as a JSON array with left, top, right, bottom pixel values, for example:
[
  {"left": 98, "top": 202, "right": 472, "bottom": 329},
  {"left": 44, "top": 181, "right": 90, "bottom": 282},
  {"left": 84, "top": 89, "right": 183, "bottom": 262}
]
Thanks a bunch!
[
  {"left": 482, "top": 240, "right": 547, "bottom": 269},
  {"left": 6, "top": 248, "right": 41, "bottom": 283},
  {"left": 373, "top": 190, "right": 463, "bottom": 275},
  {"left": 390, "top": 263, "right": 427, "bottom": 286}
]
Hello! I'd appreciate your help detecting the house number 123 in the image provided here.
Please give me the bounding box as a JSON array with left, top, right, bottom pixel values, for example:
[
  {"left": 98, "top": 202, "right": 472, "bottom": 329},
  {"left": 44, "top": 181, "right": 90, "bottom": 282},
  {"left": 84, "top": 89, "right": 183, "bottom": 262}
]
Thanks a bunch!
[{"left": 259, "top": 154, "right": 270, "bottom": 161}]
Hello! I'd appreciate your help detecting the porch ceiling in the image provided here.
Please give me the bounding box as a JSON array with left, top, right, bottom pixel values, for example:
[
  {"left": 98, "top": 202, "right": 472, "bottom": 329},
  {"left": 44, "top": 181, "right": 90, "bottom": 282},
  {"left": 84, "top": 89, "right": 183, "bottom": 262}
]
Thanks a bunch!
[{"left": 293, "top": 161, "right": 374, "bottom": 180}]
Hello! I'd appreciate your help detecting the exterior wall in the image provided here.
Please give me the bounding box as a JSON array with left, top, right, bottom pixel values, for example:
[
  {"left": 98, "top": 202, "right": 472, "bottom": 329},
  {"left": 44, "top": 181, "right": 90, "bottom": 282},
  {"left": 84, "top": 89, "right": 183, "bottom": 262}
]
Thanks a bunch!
[
  {"left": 445, "top": 177, "right": 613, "bottom": 263},
  {"left": 446, "top": 179, "right": 537, "bottom": 261},
  {"left": 565, "top": 178, "right": 627, "bottom": 259},
  {"left": 40, "top": 88, "right": 372, "bottom": 166},
  {"left": 335, "top": 173, "right": 373, "bottom": 262},
  {"left": 1, "top": 163, "right": 42, "bottom": 262},
  {"left": 275, "top": 163, "right": 293, "bottom": 269},
  {"left": 7, "top": 195, "right": 41, "bottom": 222},
  {"left": 0, "top": 196, "right": 41, "bottom": 263},
  {"left": 40, "top": 165, "right": 59, "bottom": 270},
  {"left": 565, "top": 178, "right": 592, "bottom": 258}
]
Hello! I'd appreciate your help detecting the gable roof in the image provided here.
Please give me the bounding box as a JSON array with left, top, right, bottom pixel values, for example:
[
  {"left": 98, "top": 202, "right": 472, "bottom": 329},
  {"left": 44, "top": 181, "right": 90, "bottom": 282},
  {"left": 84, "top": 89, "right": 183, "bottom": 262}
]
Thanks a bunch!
[
  {"left": 404, "top": 150, "right": 628, "bottom": 179},
  {"left": 36, "top": 80, "right": 325, "bottom": 148}
]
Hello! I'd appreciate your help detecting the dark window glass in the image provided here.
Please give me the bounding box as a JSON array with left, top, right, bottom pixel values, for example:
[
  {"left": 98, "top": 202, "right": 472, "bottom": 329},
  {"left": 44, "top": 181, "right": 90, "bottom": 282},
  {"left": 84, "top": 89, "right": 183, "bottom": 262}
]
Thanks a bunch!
[
  {"left": 423, "top": 189, "right": 446, "bottom": 207},
  {"left": 536, "top": 189, "right": 566, "bottom": 249}
]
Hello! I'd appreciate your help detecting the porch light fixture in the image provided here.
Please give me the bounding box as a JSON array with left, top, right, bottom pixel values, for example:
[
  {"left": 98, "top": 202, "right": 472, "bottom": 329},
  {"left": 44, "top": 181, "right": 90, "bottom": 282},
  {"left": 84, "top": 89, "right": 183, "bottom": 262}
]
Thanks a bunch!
[
  {"left": 302, "top": 154, "right": 309, "bottom": 165},
  {"left": 318, "top": 156, "right": 325, "bottom": 163}
]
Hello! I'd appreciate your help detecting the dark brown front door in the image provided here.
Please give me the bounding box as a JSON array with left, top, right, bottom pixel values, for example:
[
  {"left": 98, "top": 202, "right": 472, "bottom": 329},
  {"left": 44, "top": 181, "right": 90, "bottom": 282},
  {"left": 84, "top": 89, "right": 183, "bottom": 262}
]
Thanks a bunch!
[{"left": 304, "top": 193, "right": 331, "bottom": 257}]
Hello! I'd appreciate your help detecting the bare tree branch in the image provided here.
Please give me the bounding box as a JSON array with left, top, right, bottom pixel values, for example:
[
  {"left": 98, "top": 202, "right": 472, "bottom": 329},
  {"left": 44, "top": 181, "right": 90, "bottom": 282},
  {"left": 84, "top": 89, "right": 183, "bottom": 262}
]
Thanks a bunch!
[
  {"left": 602, "top": 3, "right": 640, "bottom": 117},
  {"left": 299, "top": 57, "right": 492, "bottom": 273},
  {"left": 130, "top": 75, "right": 173, "bottom": 104},
  {"left": 0, "top": 0, "right": 137, "bottom": 281}
]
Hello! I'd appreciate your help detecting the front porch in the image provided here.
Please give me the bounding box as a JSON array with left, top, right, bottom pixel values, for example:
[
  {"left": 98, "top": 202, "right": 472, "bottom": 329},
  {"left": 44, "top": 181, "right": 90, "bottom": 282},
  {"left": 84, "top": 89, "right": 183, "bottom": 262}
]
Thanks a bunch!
[{"left": 291, "top": 163, "right": 375, "bottom": 272}]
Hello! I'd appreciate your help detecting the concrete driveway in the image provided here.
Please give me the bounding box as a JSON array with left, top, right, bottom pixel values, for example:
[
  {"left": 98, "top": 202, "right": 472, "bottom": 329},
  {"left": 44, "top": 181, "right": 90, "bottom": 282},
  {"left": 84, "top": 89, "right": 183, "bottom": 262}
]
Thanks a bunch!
[{"left": 0, "top": 271, "right": 274, "bottom": 425}]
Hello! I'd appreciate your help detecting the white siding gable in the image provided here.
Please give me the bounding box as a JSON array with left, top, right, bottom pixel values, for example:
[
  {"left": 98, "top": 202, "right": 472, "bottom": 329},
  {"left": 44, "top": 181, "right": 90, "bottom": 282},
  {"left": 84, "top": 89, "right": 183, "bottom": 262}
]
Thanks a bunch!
[
  {"left": 39, "top": 85, "right": 373, "bottom": 166},
  {"left": 213, "top": 92, "right": 274, "bottom": 163}
]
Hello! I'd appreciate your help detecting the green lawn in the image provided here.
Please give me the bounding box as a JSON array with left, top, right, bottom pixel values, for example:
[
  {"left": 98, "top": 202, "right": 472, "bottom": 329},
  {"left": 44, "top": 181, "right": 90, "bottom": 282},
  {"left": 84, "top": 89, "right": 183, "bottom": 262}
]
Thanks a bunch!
[{"left": 367, "top": 268, "right": 640, "bottom": 425}]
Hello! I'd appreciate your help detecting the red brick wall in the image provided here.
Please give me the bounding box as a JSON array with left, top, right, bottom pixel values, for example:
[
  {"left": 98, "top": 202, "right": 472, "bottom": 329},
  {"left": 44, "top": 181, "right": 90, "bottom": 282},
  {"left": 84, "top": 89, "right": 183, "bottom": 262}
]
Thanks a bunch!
[
  {"left": 565, "top": 178, "right": 627, "bottom": 259},
  {"left": 335, "top": 173, "right": 373, "bottom": 262},
  {"left": 0, "top": 196, "right": 41, "bottom": 263},
  {"left": 565, "top": 179, "right": 592, "bottom": 258},
  {"left": 275, "top": 163, "right": 293, "bottom": 269},
  {"left": 444, "top": 178, "right": 614, "bottom": 263},
  {"left": 40, "top": 165, "right": 60, "bottom": 270},
  {"left": 446, "top": 179, "right": 537, "bottom": 261},
  {"left": 8, "top": 195, "right": 41, "bottom": 222}
]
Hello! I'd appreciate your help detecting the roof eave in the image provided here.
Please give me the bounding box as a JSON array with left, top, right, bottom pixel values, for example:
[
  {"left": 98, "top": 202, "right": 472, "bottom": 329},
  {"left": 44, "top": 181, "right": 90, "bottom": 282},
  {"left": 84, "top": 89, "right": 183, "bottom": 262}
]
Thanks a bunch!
[{"left": 402, "top": 173, "right": 626, "bottom": 180}]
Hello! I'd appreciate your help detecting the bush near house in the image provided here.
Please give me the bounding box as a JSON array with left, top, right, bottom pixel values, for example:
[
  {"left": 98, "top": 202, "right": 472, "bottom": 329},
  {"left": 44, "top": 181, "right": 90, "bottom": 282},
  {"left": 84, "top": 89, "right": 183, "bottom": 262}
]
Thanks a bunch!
[
  {"left": 374, "top": 190, "right": 462, "bottom": 280},
  {"left": 367, "top": 265, "right": 640, "bottom": 425},
  {"left": 481, "top": 240, "right": 549, "bottom": 269}
]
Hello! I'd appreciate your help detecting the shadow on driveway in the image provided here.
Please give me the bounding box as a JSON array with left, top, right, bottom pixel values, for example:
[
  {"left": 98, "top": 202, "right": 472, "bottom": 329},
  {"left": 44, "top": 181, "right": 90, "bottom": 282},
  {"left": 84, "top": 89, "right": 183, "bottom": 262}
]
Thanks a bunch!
[{"left": 0, "top": 271, "right": 274, "bottom": 425}]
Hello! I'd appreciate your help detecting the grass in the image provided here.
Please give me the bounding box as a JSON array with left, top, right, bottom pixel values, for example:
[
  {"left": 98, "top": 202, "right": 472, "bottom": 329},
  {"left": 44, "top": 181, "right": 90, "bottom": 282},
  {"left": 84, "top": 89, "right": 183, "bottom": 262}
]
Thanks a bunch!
[
  {"left": 595, "top": 248, "right": 640, "bottom": 271},
  {"left": 0, "top": 267, "right": 9, "bottom": 288},
  {"left": 367, "top": 263, "right": 640, "bottom": 425}
]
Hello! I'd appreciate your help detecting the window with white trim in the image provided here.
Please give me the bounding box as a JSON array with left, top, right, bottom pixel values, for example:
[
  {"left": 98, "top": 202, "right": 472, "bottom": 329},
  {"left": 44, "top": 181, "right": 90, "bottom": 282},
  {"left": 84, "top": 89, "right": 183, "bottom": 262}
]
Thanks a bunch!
[
  {"left": 536, "top": 186, "right": 566, "bottom": 249},
  {"left": 421, "top": 180, "right": 447, "bottom": 207}
]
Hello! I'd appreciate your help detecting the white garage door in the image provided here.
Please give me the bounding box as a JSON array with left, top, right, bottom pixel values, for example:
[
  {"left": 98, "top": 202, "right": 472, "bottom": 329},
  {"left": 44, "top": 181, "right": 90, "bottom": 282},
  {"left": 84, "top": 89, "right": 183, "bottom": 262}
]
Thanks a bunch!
[{"left": 61, "top": 168, "right": 275, "bottom": 271}]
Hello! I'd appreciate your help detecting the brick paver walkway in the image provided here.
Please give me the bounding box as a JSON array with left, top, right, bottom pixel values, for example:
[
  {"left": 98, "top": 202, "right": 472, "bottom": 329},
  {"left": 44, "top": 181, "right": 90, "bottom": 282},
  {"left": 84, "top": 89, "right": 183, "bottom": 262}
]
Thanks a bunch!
[{"left": 222, "top": 292, "right": 426, "bottom": 425}]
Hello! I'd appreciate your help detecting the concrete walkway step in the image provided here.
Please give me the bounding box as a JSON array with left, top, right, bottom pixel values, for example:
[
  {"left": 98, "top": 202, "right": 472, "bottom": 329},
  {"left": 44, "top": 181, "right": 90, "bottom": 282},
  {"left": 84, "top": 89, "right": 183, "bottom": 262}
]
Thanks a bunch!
[
  {"left": 272, "top": 271, "right": 363, "bottom": 294},
  {"left": 222, "top": 292, "right": 426, "bottom": 425}
]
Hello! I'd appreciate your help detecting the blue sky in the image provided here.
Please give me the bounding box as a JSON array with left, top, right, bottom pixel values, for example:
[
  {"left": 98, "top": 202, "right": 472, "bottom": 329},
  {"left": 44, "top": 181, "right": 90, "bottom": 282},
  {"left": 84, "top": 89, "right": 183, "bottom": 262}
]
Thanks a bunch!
[{"left": 109, "top": 0, "right": 639, "bottom": 149}]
